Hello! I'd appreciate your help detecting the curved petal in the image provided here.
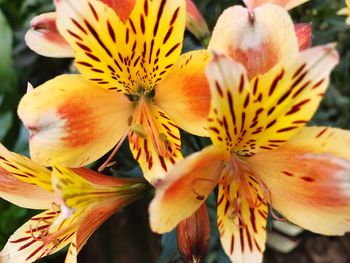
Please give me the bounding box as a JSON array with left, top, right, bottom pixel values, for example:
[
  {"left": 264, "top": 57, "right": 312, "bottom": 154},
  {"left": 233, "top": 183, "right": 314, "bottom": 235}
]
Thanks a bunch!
[
  {"left": 25, "top": 12, "right": 74, "bottom": 58},
  {"left": 101, "top": 0, "right": 136, "bottom": 22},
  {"left": 217, "top": 181, "right": 267, "bottom": 263},
  {"left": 55, "top": 0, "right": 186, "bottom": 94},
  {"left": 0, "top": 209, "right": 75, "bottom": 263},
  {"left": 206, "top": 43, "right": 338, "bottom": 157},
  {"left": 0, "top": 168, "right": 54, "bottom": 210},
  {"left": 248, "top": 127, "right": 350, "bottom": 235},
  {"left": 243, "top": 0, "right": 309, "bottom": 10},
  {"left": 129, "top": 103, "right": 183, "bottom": 184},
  {"left": 294, "top": 23, "right": 312, "bottom": 51},
  {"left": 149, "top": 145, "right": 229, "bottom": 233},
  {"left": 208, "top": 4, "right": 298, "bottom": 79},
  {"left": 18, "top": 74, "right": 133, "bottom": 167},
  {"left": 156, "top": 50, "right": 211, "bottom": 137},
  {"left": 0, "top": 144, "right": 52, "bottom": 192}
]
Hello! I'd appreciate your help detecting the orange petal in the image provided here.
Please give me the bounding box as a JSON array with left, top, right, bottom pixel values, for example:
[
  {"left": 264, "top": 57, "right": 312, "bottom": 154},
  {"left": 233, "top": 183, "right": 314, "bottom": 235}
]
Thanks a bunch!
[
  {"left": 25, "top": 12, "right": 74, "bottom": 58},
  {"left": 0, "top": 209, "right": 75, "bottom": 263},
  {"left": 206, "top": 43, "right": 338, "bottom": 157},
  {"left": 243, "top": 0, "right": 309, "bottom": 10},
  {"left": 55, "top": 0, "right": 186, "bottom": 94},
  {"left": 294, "top": 23, "right": 312, "bottom": 51},
  {"left": 101, "top": 0, "right": 136, "bottom": 22},
  {"left": 209, "top": 4, "right": 298, "bottom": 79},
  {"left": 185, "top": 0, "right": 209, "bottom": 41},
  {"left": 217, "top": 180, "right": 267, "bottom": 263},
  {"left": 0, "top": 144, "right": 52, "bottom": 192},
  {"left": 0, "top": 167, "right": 54, "bottom": 209},
  {"left": 129, "top": 102, "right": 183, "bottom": 184},
  {"left": 156, "top": 50, "right": 211, "bottom": 137},
  {"left": 149, "top": 145, "right": 229, "bottom": 233},
  {"left": 248, "top": 127, "right": 350, "bottom": 235},
  {"left": 18, "top": 74, "right": 133, "bottom": 167}
]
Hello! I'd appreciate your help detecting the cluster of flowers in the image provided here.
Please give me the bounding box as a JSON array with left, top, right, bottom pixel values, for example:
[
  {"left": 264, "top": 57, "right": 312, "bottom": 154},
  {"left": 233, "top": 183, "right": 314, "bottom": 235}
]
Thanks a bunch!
[{"left": 1, "top": 0, "right": 350, "bottom": 262}]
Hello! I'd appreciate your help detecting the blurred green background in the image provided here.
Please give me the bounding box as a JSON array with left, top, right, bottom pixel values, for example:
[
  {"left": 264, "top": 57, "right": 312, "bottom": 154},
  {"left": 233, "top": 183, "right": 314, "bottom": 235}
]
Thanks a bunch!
[{"left": 0, "top": 0, "right": 350, "bottom": 262}]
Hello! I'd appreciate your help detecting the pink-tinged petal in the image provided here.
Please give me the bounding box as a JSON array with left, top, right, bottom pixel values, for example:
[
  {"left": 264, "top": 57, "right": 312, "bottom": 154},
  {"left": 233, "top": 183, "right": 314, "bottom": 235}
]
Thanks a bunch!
[
  {"left": 101, "top": 0, "right": 136, "bottom": 22},
  {"left": 0, "top": 144, "right": 52, "bottom": 192},
  {"left": 243, "top": 0, "right": 309, "bottom": 10},
  {"left": 156, "top": 50, "right": 211, "bottom": 137},
  {"left": 149, "top": 145, "right": 229, "bottom": 233},
  {"left": 25, "top": 12, "right": 74, "bottom": 58},
  {"left": 294, "top": 23, "right": 312, "bottom": 51},
  {"left": 185, "top": 0, "right": 210, "bottom": 41},
  {"left": 0, "top": 209, "right": 75, "bottom": 263},
  {"left": 248, "top": 127, "right": 350, "bottom": 235},
  {"left": 18, "top": 74, "right": 133, "bottom": 167},
  {"left": 209, "top": 4, "right": 298, "bottom": 79},
  {"left": 0, "top": 167, "right": 54, "bottom": 210},
  {"left": 217, "top": 180, "right": 267, "bottom": 263}
]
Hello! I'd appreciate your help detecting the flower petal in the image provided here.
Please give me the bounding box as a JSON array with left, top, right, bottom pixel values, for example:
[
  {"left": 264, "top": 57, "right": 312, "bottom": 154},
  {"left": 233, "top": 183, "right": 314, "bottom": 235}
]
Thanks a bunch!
[
  {"left": 243, "top": 0, "right": 309, "bottom": 10},
  {"left": 129, "top": 104, "right": 183, "bottom": 184},
  {"left": 56, "top": 0, "right": 186, "bottom": 94},
  {"left": 0, "top": 209, "right": 75, "bottom": 263},
  {"left": 101, "top": 0, "right": 136, "bottom": 22},
  {"left": 206, "top": 44, "right": 338, "bottom": 156},
  {"left": 217, "top": 181, "right": 267, "bottom": 263},
  {"left": 0, "top": 168, "right": 54, "bottom": 209},
  {"left": 156, "top": 50, "right": 211, "bottom": 137},
  {"left": 248, "top": 127, "right": 350, "bottom": 235},
  {"left": 185, "top": 0, "right": 209, "bottom": 41},
  {"left": 149, "top": 145, "right": 229, "bottom": 233},
  {"left": 208, "top": 4, "right": 298, "bottom": 79},
  {"left": 294, "top": 23, "right": 312, "bottom": 51},
  {"left": 18, "top": 74, "right": 133, "bottom": 167},
  {"left": 0, "top": 144, "right": 52, "bottom": 192},
  {"left": 25, "top": 12, "right": 74, "bottom": 58}
]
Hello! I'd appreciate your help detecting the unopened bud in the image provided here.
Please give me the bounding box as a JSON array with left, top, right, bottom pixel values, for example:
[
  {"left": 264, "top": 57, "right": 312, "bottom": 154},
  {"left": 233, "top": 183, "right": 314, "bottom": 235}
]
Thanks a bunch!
[
  {"left": 294, "top": 23, "right": 312, "bottom": 51},
  {"left": 177, "top": 203, "right": 210, "bottom": 263},
  {"left": 186, "top": 0, "right": 210, "bottom": 45}
]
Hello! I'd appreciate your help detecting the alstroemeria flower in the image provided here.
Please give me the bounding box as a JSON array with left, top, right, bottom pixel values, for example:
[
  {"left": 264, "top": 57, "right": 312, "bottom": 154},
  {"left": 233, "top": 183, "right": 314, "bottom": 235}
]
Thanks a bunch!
[
  {"left": 26, "top": 0, "right": 209, "bottom": 57},
  {"left": 0, "top": 144, "right": 148, "bottom": 262},
  {"left": 149, "top": 42, "right": 344, "bottom": 262},
  {"left": 338, "top": 0, "right": 350, "bottom": 25},
  {"left": 19, "top": 0, "right": 211, "bottom": 184},
  {"left": 243, "top": 0, "right": 309, "bottom": 10}
]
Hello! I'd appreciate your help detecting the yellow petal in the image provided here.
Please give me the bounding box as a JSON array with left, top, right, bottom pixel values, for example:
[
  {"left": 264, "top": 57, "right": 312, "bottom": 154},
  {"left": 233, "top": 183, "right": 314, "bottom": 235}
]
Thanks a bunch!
[
  {"left": 156, "top": 50, "right": 211, "bottom": 137},
  {"left": 0, "top": 209, "right": 75, "bottom": 263},
  {"left": 149, "top": 145, "right": 229, "bottom": 233},
  {"left": 217, "top": 180, "right": 267, "bottom": 263},
  {"left": 242, "top": 0, "right": 309, "bottom": 10},
  {"left": 56, "top": 0, "right": 186, "bottom": 94},
  {"left": 25, "top": 12, "right": 74, "bottom": 58},
  {"left": 248, "top": 127, "right": 350, "bottom": 235},
  {"left": 209, "top": 4, "right": 298, "bottom": 79},
  {"left": 129, "top": 102, "right": 183, "bottom": 184},
  {"left": 0, "top": 144, "right": 52, "bottom": 192},
  {"left": 0, "top": 167, "right": 54, "bottom": 210},
  {"left": 206, "top": 44, "right": 338, "bottom": 156},
  {"left": 18, "top": 74, "right": 133, "bottom": 167}
]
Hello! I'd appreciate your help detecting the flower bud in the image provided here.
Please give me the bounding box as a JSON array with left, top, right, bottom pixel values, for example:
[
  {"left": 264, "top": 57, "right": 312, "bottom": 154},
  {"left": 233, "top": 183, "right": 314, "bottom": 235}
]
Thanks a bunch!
[
  {"left": 186, "top": 0, "right": 210, "bottom": 44},
  {"left": 177, "top": 203, "right": 210, "bottom": 263},
  {"left": 294, "top": 23, "right": 312, "bottom": 51}
]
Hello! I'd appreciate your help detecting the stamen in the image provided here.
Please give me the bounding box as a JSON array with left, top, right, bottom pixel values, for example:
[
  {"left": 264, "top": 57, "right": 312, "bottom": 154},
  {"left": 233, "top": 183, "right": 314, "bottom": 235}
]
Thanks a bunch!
[{"left": 98, "top": 131, "right": 129, "bottom": 172}]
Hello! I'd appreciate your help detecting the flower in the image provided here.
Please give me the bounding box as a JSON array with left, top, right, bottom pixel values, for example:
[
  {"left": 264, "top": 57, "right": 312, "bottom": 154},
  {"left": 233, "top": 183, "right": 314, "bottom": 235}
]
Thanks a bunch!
[
  {"left": 338, "top": 0, "right": 350, "bottom": 25},
  {"left": 25, "top": 0, "right": 209, "bottom": 57},
  {"left": 148, "top": 5, "right": 346, "bottom": 262},
  {"left": 18, "top": 0, "right": 211, "bottom": 184},
  {"left": 0, "top": 144, "right": 148, "bottom": 262}
]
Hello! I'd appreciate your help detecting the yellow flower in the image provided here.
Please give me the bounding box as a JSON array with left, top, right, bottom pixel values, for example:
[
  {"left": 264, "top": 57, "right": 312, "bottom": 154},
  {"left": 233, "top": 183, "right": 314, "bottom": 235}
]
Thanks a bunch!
[
  {"left": 19, "top": 0, "right": 211, "bottom": 184},
  {"left": 0, "top": 144, "right": 148, "bottom": 262},
  {"left": 149, "top": 5, "right": 347, "bottom": 263},
  {"left": 338, "top": 0, "right": 350, "bottom": 25}
]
